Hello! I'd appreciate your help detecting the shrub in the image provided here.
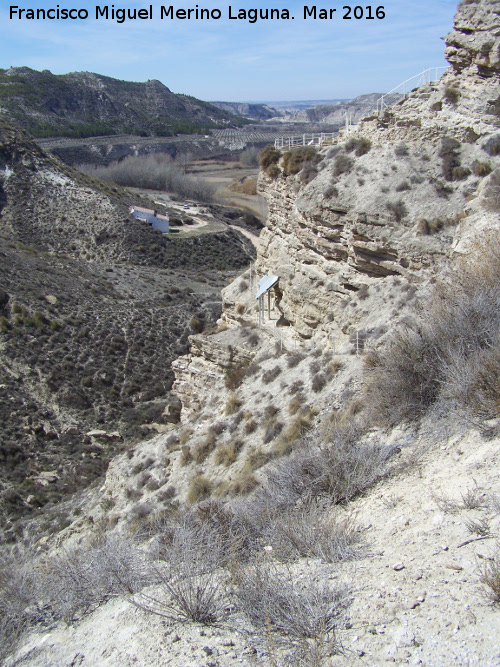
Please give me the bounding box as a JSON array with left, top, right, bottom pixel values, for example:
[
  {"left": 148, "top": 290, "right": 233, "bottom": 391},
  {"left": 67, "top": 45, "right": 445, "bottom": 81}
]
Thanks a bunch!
[
  {"left": 190, "top": 316, "right": 203, "bottom": 332},
  {"left": 214, "top": 439, "right": 243, "bottom": 466},
  {"left": 451, "top": 166, "right": 471, "bottom": 181},
  {"left": 258, "top": 145, "right": 281, "bottom": 178},
  {"left": 136, "top": 518, "right": 229, "bottom": 623},
  {"left": 311, "top": 372, "right": 327, "bottom": 393},
  {"left": 225, "top": 363, "right": 248, "bottom": 390},
  {"left": 263, "top": 420, "right": 283, "bottom": 444},
  {"left": 282, "top": 146, "right": 319, "bottom": 176},
  {"left": 236, "top": 563, "right": 351, "bottom": 642},
  {"left": 439, "top": 136, "right": 461, "bottom": 181},
  {"left": 333, "top": 153, "right": 354, "bottom": 176},
  {"left": 187, "top": 474, "right": 213, "bottom": 504},
  {"left": 483, "top": 135, "right": 500, "bottom": 157},
  {"left": 323, "top": 184, "right": 338, "bottom": 199},
  {"left": 444, "top": 86, "right": 460, "bottom": 105},
  {"left": 244, "top": 418, "right": 258, "bottom": 434},
  {"left": 287, "top": 351, "right": 305, "bottom": 368},
  {"left": 79, "top": 153, "right": 215, "bottom": 202},
  {"left": 473, "top": 160, "right": 492, "bottom": 176},
  {"left": 225, "top": 393, "right": 242, "bottom": 415},
  {"left": 386, "top": 199, "right": 408, "bottom": 222},
  {"left": 365, "top": 244, "right": 500, "bottom": 422},
  {"left": 480, "top": 547, "right": 500, "bottom": 603},
  {"left": 345, "top": 136, "right": 372, "bottom": 157},
  {"left": 264, "top": 500, "right": 368, "bottom": 563},
  {"left": 266, "top": 164, "right": 280, "bottom": 179},
  {"left": 262, "top": 365, "right": 282, "bottom": 384},
  {"left": 193, "top": 429, "right": 217, "bottom": 463},
  {"left": 395, "top": 180, "right": 411, "bottom": 192},
  {"left": 395, "top": 143, "right": 409, "bottom": 157}
]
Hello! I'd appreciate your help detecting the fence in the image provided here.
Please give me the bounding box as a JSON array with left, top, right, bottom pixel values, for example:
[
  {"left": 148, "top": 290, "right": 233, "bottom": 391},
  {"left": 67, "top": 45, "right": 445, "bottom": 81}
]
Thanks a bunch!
[
  {"left": 375, "top": 66, "right": 449, "bottom": 114},
  {"left": 274, "top": 133, "right": 337, "bottom": 150}
]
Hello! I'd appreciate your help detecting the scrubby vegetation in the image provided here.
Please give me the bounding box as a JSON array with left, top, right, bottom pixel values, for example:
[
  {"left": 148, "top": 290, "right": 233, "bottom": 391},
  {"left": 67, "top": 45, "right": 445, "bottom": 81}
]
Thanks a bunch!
[
  {"left": 79, "top": 153, "right": 215, "bottom": 202},
  {"left": 364, "top": 235, "right": 500, "bottom": 424},
  {"left": 258, "top": 144, "right": 281, "bottom": 178}
]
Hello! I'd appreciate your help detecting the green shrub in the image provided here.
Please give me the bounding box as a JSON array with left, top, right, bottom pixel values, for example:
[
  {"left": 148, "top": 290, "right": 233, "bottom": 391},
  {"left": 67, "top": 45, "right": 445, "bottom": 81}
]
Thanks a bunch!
[
  {"left": 333, "top": 153, "right": 354, "bottom": 176},
  {"left": 345, "top": 136, "right": 372, "bottom": 157},
  {"left": 258, "top": 145, "right": 281, "bottom": 178},
  {"left": 282, "top": 146, "right": 319, "bottom": 176},
  {"left": 444, "top": 86, "right": 460, "bottom": 105}
]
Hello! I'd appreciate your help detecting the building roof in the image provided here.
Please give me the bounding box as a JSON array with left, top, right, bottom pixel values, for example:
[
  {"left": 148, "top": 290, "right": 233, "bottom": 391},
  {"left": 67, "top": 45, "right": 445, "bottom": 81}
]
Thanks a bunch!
[
  {"left": 130, "top": 206, "right": 169, "bottom": 223},
  {"left": 255, "top": 275, "right": 279, "bottom": 299}
]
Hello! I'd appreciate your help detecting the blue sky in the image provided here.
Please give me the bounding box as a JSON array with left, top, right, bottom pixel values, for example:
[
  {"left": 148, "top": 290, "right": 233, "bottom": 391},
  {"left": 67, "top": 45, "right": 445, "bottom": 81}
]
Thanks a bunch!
[{"left": 1, "top": 1, "right": 459, "bottom": 101}]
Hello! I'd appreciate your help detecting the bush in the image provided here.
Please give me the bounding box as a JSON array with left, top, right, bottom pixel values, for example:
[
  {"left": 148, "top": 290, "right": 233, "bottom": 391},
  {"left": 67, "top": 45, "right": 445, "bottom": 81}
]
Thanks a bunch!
[
  {"left": 472, "top": 160, "right": 492, "bottom": 177},
  {"left": 439, "top": 136, "right": 461, "bottom": 181},
  {"left": 444, "top": 86, "right": 460, "bottom": 105},
  {"left": 365, "top": 242, "right": 500, "bottom": 422},
  {"left": 225, "top": 393, "right": 242, "bottom": 415},
  {"left": 258, "top": 145, "right": 281, "bottom": 178},
  {"left": 264, "top": 500, "right": 368, "bottom": 563},
  {"left": 395, "top": 180, "right": 411, "bottom": 192},
  {"left": 225, "top": 363, "right": 248, "bottom": 390},
  {"left": 262, "top": 365, "right": 282, "bottom": 384},
  {"left": 333, "top": 153, "right": 354, "bottom": 176},
  {"left": 240, "top": 146, "right": 259, "bottom": 166},
  {"left": 483, "top": 135, "right": 500, "bottom": 157},
  {"left": 323, "top": 184, "right": 339, "bottom": 199},
  {"left": 187, "top": 474, "right": 213, "bottom": 504},
  {"left": 236, "top": 563, "right": 351, "bottom": 641},
  {"left": 287, "top": 351, "right": 305, "bottom": 368},
  {"left": 136, "top": 517, "right": 229, "bottom": 623},
  {"left": 386, "top": 199, "right": 408, "bottom": 222},
  {"left": 311, "top": 372, "right": 327, "bottom": 393},
  {"left": 451, "top": 166, "right": 471, "bottom": 181},
  {"left": 276, "top": 147, "right": 320, "bottom": 184},
  {"left": 395, "top": 143, "right": 409, "bottom": 157},
  {"left": 345, "top": 136, "right": 372, "bottom": 157},
  {"left": 214, "top": 440, "right": 243, "bottom": 466},
  {"left": 480, "top": 547, "right": 500, "bottom": 603}
]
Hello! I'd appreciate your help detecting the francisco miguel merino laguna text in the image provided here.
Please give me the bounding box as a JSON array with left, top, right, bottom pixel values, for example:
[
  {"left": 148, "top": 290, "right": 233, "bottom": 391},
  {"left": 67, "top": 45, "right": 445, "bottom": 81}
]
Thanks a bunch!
[{"left": 10, "top": 5, "right": 386, "bottom": 23}]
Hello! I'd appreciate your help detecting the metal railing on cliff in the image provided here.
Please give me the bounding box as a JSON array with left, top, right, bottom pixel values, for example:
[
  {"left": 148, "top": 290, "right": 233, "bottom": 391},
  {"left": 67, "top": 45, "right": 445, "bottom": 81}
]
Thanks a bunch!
[{"left": 274, "top": 66, "right": 450, "bottom": 150}]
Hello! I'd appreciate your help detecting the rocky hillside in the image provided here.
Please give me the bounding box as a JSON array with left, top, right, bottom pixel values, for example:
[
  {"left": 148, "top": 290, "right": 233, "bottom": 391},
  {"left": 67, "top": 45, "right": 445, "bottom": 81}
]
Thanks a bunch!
[
  {"left": 210, "top": 101, "right": 279, "bottom": 120},
  {"left": 0, "top": 68, "right": 247, "bottom": 138},
  {"left": 3, "top": 1, "right": 500, "bottom": 665},
  {"left": 0, "top": 118, "right": 256, "bottom": 539}
]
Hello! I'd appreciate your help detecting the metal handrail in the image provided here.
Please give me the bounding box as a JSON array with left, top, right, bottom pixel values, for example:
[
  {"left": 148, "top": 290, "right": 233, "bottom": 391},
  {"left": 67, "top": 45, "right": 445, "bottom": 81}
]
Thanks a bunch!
[{"left": 375, "top": 66, "right": 449, "bottom": 113}]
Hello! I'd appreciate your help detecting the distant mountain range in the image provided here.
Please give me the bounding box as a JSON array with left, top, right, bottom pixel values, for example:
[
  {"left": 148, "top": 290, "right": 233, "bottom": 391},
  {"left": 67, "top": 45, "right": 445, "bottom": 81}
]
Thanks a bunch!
[
  {"left": 209, "top": 101, "right": 278, "bottom": 120},
  {"left": 0, "top": 67, "right": 248, "bottom": 139},
  {"left": 267, "top": 93, "right": 389, "bottom": 125}
]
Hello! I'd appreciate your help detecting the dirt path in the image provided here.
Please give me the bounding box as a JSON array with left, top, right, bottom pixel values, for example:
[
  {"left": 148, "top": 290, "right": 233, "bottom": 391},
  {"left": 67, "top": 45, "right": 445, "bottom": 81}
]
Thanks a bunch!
[{"left": 229, "top": 225, "right": 261, "bottom": 250}]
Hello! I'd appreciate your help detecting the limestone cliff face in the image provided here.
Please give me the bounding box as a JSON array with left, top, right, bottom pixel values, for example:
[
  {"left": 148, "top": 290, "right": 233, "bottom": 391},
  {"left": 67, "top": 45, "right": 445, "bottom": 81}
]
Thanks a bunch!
[
  {"left": 172, "top": 0, "right": 500, "bottom": 417},
  {"left": 445, "top": 0, "right": 500, "bottom": 78},
  {"left": 251, "top": 0, "right": 500, "bottom": 346}
]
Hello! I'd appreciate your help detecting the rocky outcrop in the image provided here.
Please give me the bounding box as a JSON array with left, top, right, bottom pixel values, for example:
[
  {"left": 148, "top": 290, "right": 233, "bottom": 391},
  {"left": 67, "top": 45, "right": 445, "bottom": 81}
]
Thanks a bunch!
[
  {"left": 172, "top": 328, "right": 255, "bottom": 422},
  {"left": 445, "top": 0, "right": 500, "bottom": 77}
]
